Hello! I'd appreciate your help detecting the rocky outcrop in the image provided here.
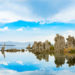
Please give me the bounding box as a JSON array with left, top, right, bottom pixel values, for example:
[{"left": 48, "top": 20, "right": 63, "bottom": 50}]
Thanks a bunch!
[
  {"left": 27, "top": 34, "right": 75, "bottom": 52},
  {"left": 54, "top": 34, "right": 65, "bottom": 51},
  {"left": 32, "top": 41, "right": 38, "bottom": 50},
  {"left": 26, "top": 44, "right": 31, "bottom": 49},
  {"left": 32, "top": 40, "right": 51, "bottom": 51},
  {"left": 44, "top": 40, "right": 51, "bottom": 50},
  {"left": 66, "top": 36, "right": 75, "bottom": 48}
]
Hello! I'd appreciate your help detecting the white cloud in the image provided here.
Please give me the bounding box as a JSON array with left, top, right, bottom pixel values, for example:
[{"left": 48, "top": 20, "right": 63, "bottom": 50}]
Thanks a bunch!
[
  {"left": 16, "top": 28, "right": 24, "bottom": 31},
  {"left": 0, "top": 11, "right": 20, "bottom": 23},
  {"left": 0, "top": 27, "right": 75, "bottom": 43},
  {"left": 56, "top": 70, "right": 75, "bottom": 75},
  {"left": 0, "top": 0, "right": 75, "bottom": 23},
  {"left": 0, "top": 27, "right": 8, "bottom": 31},
  {"left": 32, "top": 28, "right": 40, "bottom": 31},
  {"left": 0, "top": 61, "right": 8, "bottom": 65},
  {"left": 63, "top": 30, "right": 75, "bottom": 40},
  {"left": 16, "top": 61, "right": 23, "bottom": 65},
  {"left": 48, "top": 5, "right": 75, "bottom": 23},
  {"left": 0, "top": 69, "right": 75, "bottom": 75},
  {"left": 64, "top": 30, "right": 75, "bottom": 36}
]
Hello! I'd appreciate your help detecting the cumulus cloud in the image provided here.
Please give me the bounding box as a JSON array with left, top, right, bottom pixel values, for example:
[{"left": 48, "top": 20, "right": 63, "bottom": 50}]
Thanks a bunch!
[
  {"left": 16, "top": 61, "right": 24, "bottom": 65},
  {"left": 32, "top": 28, "right": 40, "bottom": 31},
  {"left": 0, "top": 0, "right": 75, "bottom": 42},
  {"left": 16, "top": 28, "right": 24, "bottom": 31},
  {"left": 63, "top": 30, "right": 75, "bottom": 40},
  {"left": 0, "top": 27, "right": 8, "bottom": 31},
  {"left": 0, "top": 0, "right": 75, "bottom": 23},
  {"left": 47, "top": 5, "right": 75, "bottom": 23},
  {"left": 0, "top": 61, "right": 8, "bottom": 65},
  {"left": 0, "top": 69, "right": 75, "bottom": 75}
]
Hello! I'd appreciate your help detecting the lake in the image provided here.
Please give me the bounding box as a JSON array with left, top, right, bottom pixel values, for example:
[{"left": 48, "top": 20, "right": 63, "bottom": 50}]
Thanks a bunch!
[{"left": 0, "top": 45, "right": 75, "bottom": 75}]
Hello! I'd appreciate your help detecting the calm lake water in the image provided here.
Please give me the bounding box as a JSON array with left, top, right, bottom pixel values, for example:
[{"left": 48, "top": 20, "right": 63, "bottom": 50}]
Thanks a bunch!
[{"left": 0, "top": 45, "right": 75, "bottom": 75}]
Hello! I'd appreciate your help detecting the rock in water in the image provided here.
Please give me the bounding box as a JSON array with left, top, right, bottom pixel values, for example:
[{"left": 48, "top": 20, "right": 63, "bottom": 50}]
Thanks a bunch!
[
  {"left": 26, "top": 44, "right": 31, "bottom": 49},
  {"left": 44, "top": 40, "right": 51, "bottom": 50},
  {"left": 54, "top": 34, "right": 65, "bottom": 51},
  {"left": 32, "top": 41, "right": 38, "bottom": 50},
  {"left": 66, "top": 36, "right": 75, "bottom": 48},
  {"left": 32, "top": 40, "right": 51, "bottom": 51}
]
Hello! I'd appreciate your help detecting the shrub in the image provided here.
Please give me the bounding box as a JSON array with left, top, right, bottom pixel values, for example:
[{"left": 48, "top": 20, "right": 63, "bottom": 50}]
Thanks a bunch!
[
  {"left": 50, "top": 45, "right": 54, "bottom": 50},
  {"left": 69, "top": 49, "right": 75, "bottom": 53}
]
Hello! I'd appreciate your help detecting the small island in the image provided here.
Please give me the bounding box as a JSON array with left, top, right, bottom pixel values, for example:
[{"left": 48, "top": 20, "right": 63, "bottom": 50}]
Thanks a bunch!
[
  {"left": 27, "top": 34, "right": 75, "bottom": 54},
  {"left": 26, "top": 34, "right": 75, "bottom": 67}
]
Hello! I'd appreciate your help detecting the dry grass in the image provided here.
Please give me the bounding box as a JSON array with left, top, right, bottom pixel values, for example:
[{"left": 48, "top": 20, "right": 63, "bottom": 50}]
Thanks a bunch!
[{"left": 64, "top": 47, "right": 75, "bottom": 53}]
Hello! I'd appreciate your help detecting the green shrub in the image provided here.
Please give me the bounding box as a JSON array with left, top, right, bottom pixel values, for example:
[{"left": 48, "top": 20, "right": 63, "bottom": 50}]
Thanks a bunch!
[
  {"left": 69, "top": 49, "right": 75, "bottom": 53},
  {"left": 50, "top": 45, "right": 54, "bottom": 50}
]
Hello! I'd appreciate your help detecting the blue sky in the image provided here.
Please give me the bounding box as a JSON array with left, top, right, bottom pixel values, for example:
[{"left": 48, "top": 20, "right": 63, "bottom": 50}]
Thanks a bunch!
[{"left": 0, "top": 0, "right": 75, "bottom": 42}]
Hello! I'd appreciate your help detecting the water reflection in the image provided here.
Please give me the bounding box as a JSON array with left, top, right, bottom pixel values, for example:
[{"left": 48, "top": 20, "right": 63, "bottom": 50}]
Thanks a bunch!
[
  {"left": 28, "top": 49, "right": 75, "bottom": 67},
  {"left": 66, "top": 55, "right": 75, "bottom": 67},
  {"left": 29, "top": 50, "right": 54, "bottom": 62},
  {"left": 1, "top": 44, "right": 5, "bottom": 58},
  {"left": 1, "top": 47, "right": 75, "bottom": 68},
  {"left": 0, "top": 45, "right": 25, "bottom": 59},
  {"left": 54, "top": 52, "right": 65, "bottom": 67},
  {"left": 0, "top": 46, "right": 75, "bottom": 75}
]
